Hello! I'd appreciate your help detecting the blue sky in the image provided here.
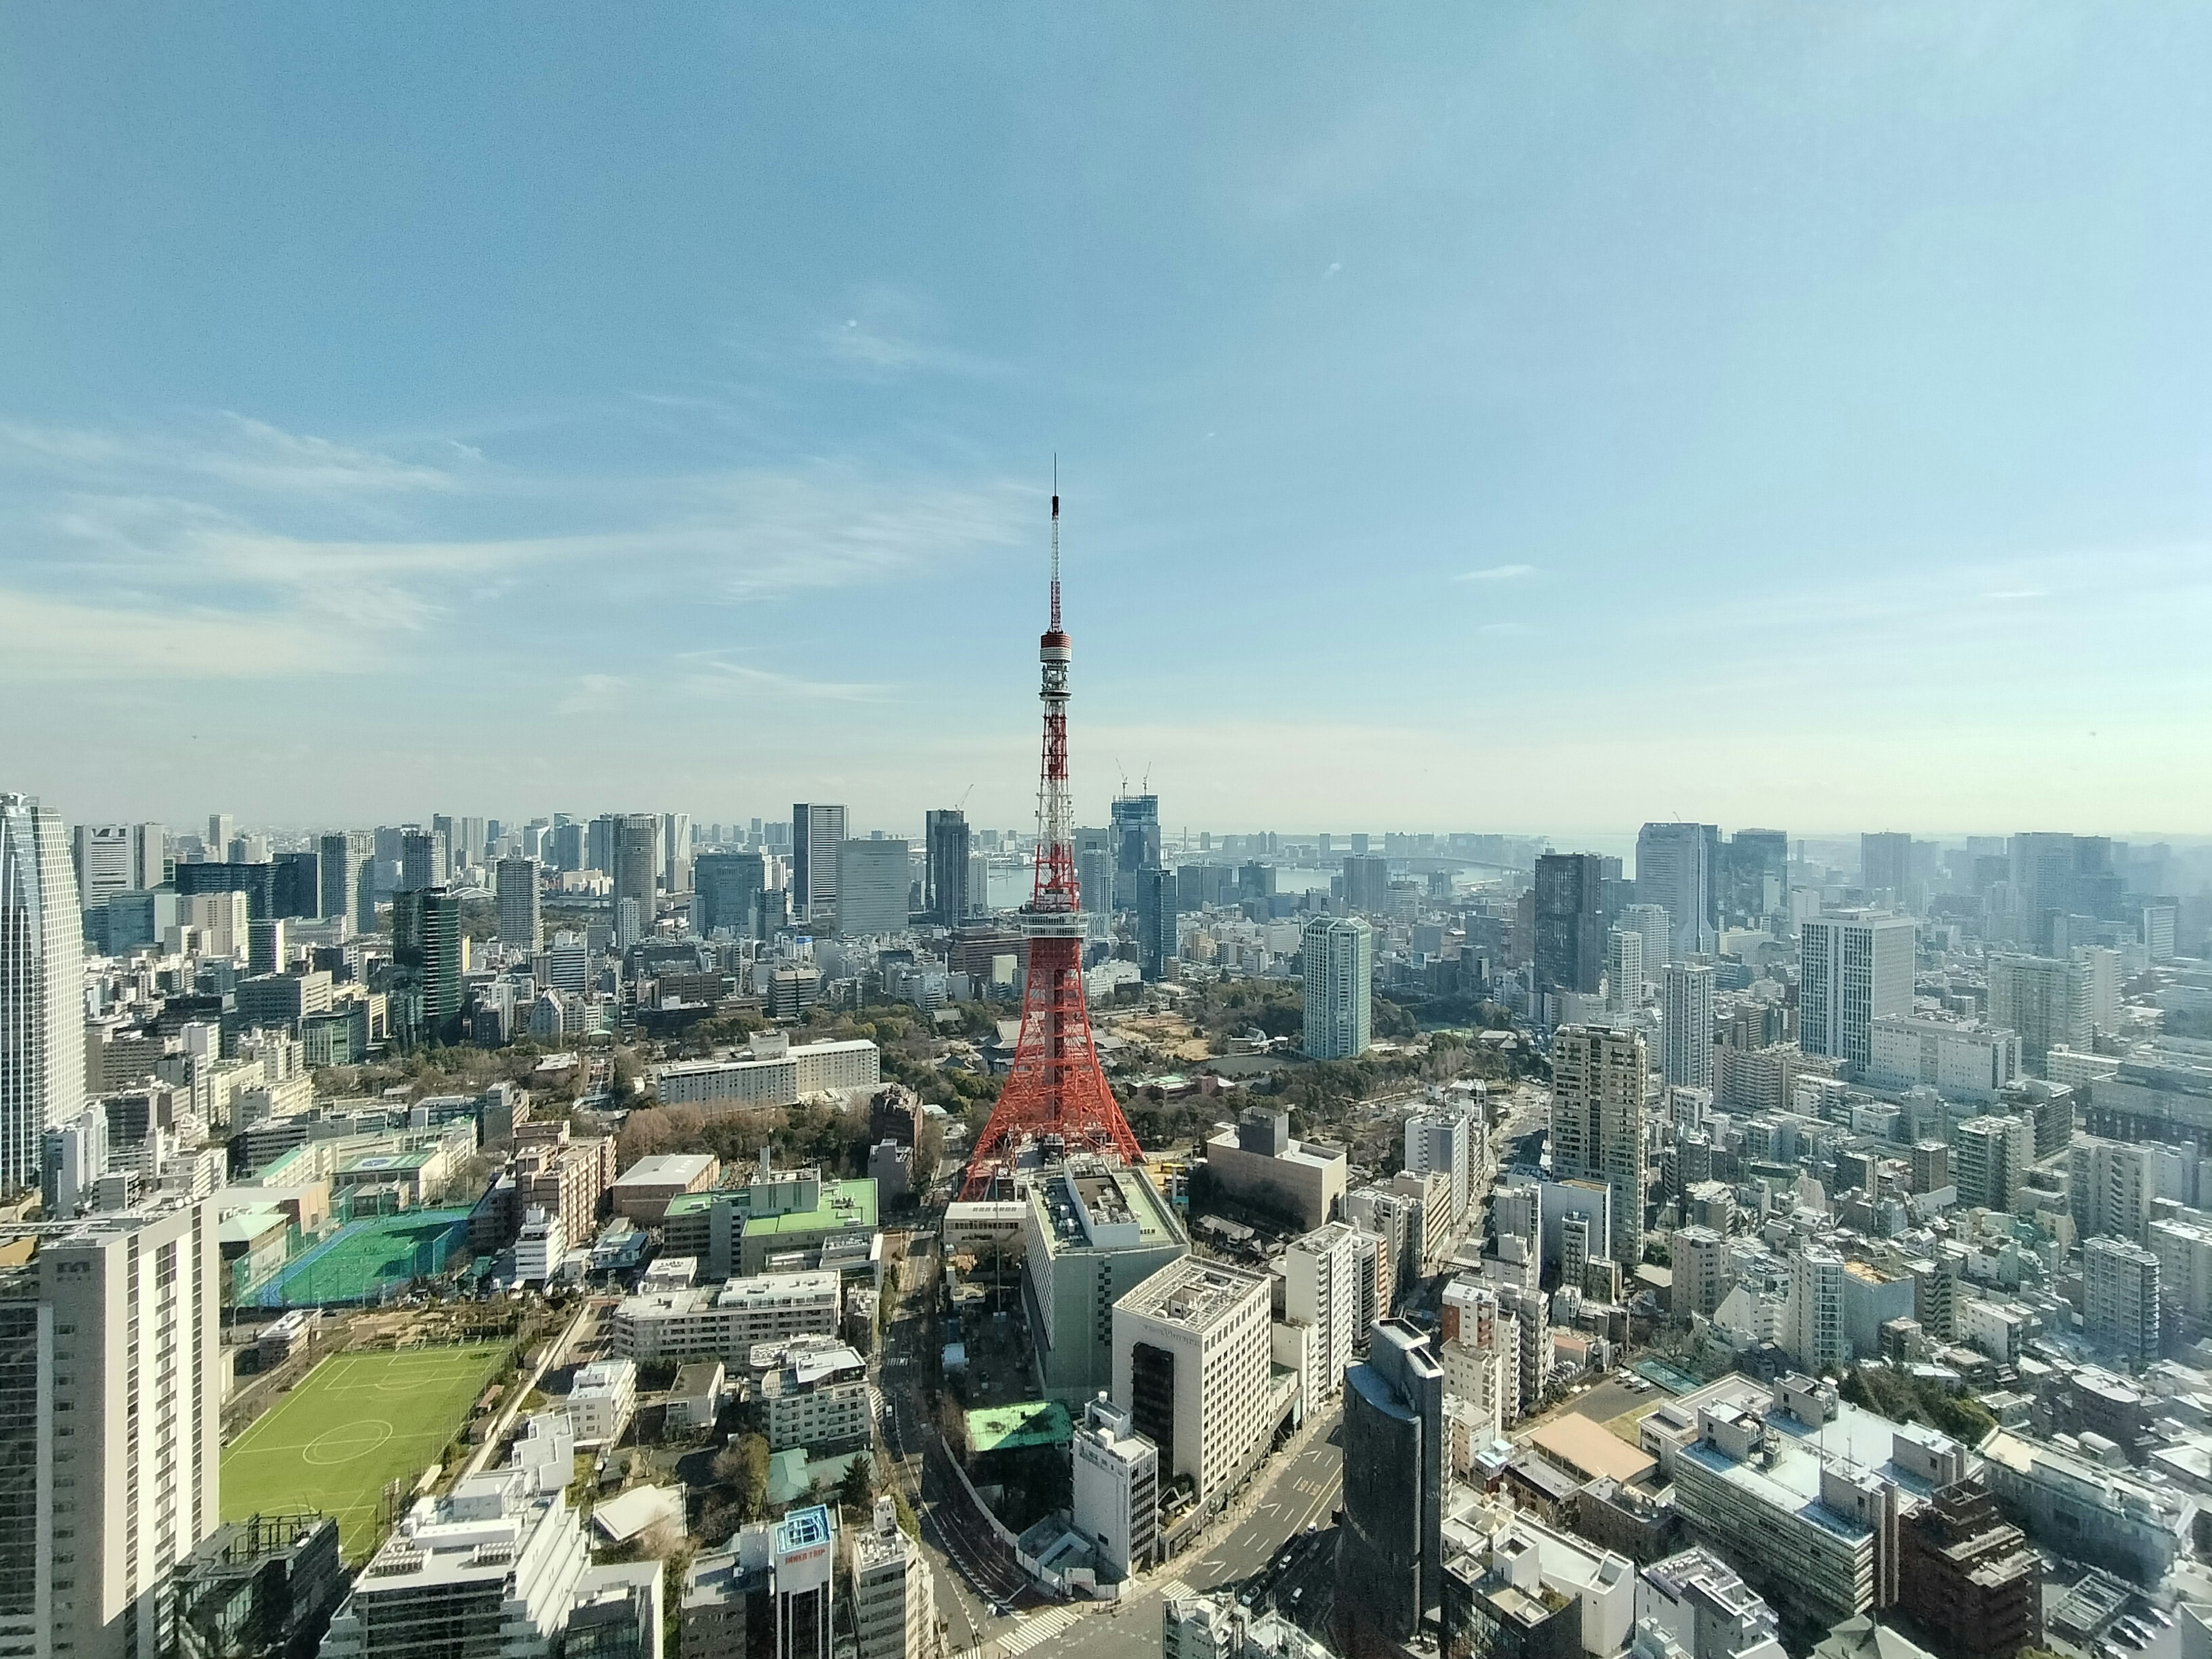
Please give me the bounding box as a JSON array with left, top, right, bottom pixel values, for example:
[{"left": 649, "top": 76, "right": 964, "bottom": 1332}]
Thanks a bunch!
[{"left": 3, "top": 5, "right": 2210, "bottom": 838}]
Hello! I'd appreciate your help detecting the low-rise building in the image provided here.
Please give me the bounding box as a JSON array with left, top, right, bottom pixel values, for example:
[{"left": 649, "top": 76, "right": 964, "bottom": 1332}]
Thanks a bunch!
[
  {"left": 1202, "top": 1110, "right": 1347, "bottom": 1232},
  {"left": 759, "top": 1340, "right": 870, "bottom": 1451},
  {"left": 1071, "top": 1393, "right": 1160, "bottom": 1582},
  {"left": 613, "top": 1270, "right": 841, "bottom": 1362},
  {"left": 566, "top": 1357, "right": 639, "bottom": 1446},
  {"left": 612, "top": 1152, "right": 721, "bottom": 1223}
]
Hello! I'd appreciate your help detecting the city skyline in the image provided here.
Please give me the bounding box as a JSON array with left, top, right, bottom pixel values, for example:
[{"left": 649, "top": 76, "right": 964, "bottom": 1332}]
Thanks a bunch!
[{"left": 5, "top": 6, "right": 2212, "bottom": 828}]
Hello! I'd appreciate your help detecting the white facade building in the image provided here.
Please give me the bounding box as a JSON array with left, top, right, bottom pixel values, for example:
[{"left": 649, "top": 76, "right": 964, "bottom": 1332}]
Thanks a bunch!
[
  {"left": 1662, "top": 964, "right": 1715, "bottom": 1090},
  {"left": 1866, "top": 1016, "right": 2020, "bottom": 1103},
  {"left": 1302, "top": 915, "right": 1373, "bottom": 1060},
  {"left": 1798, "top": 913, "right": 1915, "bottom": 1066},
  {"left": 1112, "top": 1260, "right": 1273, "bottom": 1512},
  {"left": 0, "top": 1198, "right": 222, "bottom": 1659},
  {"left": 1071, "top": 1394, "right": 1159, "bottom": 1581},
  {"left": 1283, "top": 1221, "right": 1365, "bottom": 1402},
  {"left": 2, "top": 794, "right": 84, "bottom": 1194},
  {"left": 613, "top": 1271, "right": 842, "bottom": 1363},
  {"left": 851, "top": 1496, "right": 936, "bottom": 1659},
  {"left": 1403, "top": 1109, "right": 1478, "bottom": 1224},
  {"left": 566, "top": 1357, "right": 639, "bottom": 1446}
]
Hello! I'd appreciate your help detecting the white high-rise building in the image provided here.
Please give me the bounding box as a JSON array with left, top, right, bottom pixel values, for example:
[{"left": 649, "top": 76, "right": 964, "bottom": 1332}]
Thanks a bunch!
[
  {"left": 0, "top": 1197, "right": 223, "bottom": 1659},
  {"left": 2084, "top": 1236, "right": 2161, "bottom": 1362},
  {"left": 1621, "top": 903, "right": 1671, "bottom": 982},
  {"left": 1607, "top": 928, "right": 1643, "bottom": 1012},
  {"left": 851, "top": 1494, "right": 937, "bottom": 1659},
  {"left": 1798, "top": 912, "right": 1915, "bottom": 1066},
  {"left": 1783, "top": 1244, "right": 1847, "bottom": 1371},
  {"left": 128, "top": 823, "right": 165, "bottom": 892},
  {"left": 1661, "top": 963, "right": 1715, "bottom": 1090},
  {"left": 497, "top": 856, "right": 544, "bottom": 952},
  {"left": 3, "top": 793, "right": 85, "bottom": 1193},
  {"left": 1283, "top": 1221, "right": 1365, "bottom": 1400},
  {"left": 1403, "top": 1109, "right": 1477, "bottom": 1223},
  {"left": 1070, "top": 1396, "right": 1158, "bottom": 1584},
  {"left": 1112, "top": 1260, "right": 1272, "bottom": 1513},
  {"left": 71, "top": 825, "right": 134, "bottom": 907},
  {"left": 1302, "top": 915, "right": 1373, "bottom": 1060},
  {"left": 791, "top": 804, "right": 849, "bottom": 923},
  {"left": 1550, "top": 1025, "right": 1647, "bottom": 1268},
  {"left": 834, "top": 838, "right": 911, "bottom": 937}
]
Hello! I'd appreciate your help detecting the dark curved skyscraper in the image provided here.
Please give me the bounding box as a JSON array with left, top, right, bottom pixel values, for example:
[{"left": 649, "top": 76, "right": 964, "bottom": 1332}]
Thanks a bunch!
[{"left": 1338, "top": 1318, "right": 1444, "bottom": 1650}]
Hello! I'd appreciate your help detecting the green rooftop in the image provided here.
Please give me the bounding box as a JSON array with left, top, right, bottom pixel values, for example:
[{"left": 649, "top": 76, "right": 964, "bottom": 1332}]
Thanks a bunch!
[
  {"left": 965, "top": 1400, "right": 1073, "bottom": 1456},
  {"left": 665, "top": 1191, "right": 715, "bottom": 1219},
  {"left": 738, "top": 1177, "right": 877, "bottom": 1237}
]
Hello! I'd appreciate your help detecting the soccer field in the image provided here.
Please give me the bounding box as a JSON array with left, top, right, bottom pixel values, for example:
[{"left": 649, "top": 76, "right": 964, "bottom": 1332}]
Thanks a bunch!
[{"left": 222, "top": 1343, "right": 510, "bottom": 1560}]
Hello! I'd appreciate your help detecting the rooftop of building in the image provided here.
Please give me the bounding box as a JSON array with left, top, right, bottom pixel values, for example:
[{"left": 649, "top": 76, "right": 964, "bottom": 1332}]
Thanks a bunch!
[
  {"left": 1204, "top": 1124, "right": 1346, "bottom": 1171},
  {"left": 1664, "top": 1375, "right": 1960, "bottom": 1537},
  {"left": 613, "top": 1153, "right": 717, "bottom": 1187},
  {"left": 1027, "top": 1159, "right": 1181, "bottom": 1254},
  {"left": 1115, "top": 1257, "right": 1269, "bottom": 1332},
  {"left": 967, "top": 1400, "right": 1074, "bottom": 1455},
  {"left": 354, "top": 1471, "right": 558, "bottom": 1594}
]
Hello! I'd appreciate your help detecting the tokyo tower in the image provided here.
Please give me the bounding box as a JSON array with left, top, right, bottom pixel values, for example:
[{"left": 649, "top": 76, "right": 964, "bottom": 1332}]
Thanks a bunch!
[{"left": 960, "top": 482, "right": 1143, "bottom": 1198}]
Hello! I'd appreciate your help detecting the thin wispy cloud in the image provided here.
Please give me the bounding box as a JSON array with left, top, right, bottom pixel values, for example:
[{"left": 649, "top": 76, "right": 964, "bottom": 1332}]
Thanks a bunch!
[
  {"left": 684, "top": 657, "right": 896, "bottom": 703},
  {"left": 1455, "top": 563, "right": 1536, "bottom": 583},
  {"left": 0, "top": 414, "right": 458, "bottom": 497},
  {"left": 1983, "top": 588, "right": 2048, "bottom": 601}
]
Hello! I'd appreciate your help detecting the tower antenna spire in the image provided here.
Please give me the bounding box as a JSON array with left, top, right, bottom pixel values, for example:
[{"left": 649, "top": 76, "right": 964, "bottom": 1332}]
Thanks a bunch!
[{"left": 960, "top": 463, "right": 1143, "bottom": 1198}]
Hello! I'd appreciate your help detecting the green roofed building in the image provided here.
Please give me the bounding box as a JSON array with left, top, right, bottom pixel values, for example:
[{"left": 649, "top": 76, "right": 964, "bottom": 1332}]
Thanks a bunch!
[
  {"left": 965, "top": 1400, "right": 1074, "bottom": 1456},
  {"left": 701, "top": 1156, "right": 879, "bottom": 1280}
]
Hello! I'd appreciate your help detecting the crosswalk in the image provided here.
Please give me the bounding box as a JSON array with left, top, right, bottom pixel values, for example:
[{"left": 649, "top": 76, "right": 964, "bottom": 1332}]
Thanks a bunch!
[
  {"left": 997, "top": 1606, "right": 1085, "bottom": 1657},
  {"left": 1151, "top": 1578, "right": 1195, "bottom": 1603}
]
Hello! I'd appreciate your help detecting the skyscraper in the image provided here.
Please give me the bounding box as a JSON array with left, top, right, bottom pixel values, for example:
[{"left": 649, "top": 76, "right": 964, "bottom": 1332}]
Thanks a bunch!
[
  {"left": 1109, "top": 793, "right": 1160, "bottom": 912},
  {"left": 2, "top": 794, "right": 85, "bottom": 1192},
  {"left": 834, "top": 838, "right": 911, "bottom": 937},
  {"left": 1662, "top": 962, "right": 1715, "bottom": 1089},
  {"left": 696, "top": 851, "right": 768, "bottom": 940},
  {"left": 399, "top": 825, "right": 441, "bottom": 891},
  {"left": 1338, "top": 1319, "right": 1445, "bottom": 1647},
  {"left": 1532, "top": 852, "right": 1611, "bottom": 1003},
  {"left": 1550, "top": 1024, "right": 1647, "bottom": 1267},
  {"left": 1988, "top": 953, "right": 2093, "bottom": 1074},
  {"left": 1635, "top": 822, "right": 1719, "bottom": 961},
  {"left": 925, "top": 809, "right": 972, "bottom": 922},
  {"left": 1302, "top": 915, "right": 1373, "bottom": 1060},
  {"left": 1135, "top": 865, "right": 1178, "bottom": 982},
  {"left": 392, "top": 887, "right": 464, "bottom": 1046},
  {"left": 2084, "top": 1236, "right": 2161, "bottom": 1362},
  {"left": 611, "top": 813, "right": 661, "bottom": 938},
  {"left": 71, "top": 824, "right": 134, "bottom": 906},
  {"left": 206, "top": 813, "right": 234, "bottom": 854},
  {"left": 0, "top": 1196, "right": 223, "bottom": 1659},
  {"left": 271, "top": 850, "right": 320, "bottom": 919},
  {"left": 791, "top": 804, "right": 849, "bottom": 923},
  {"left": 1783, "top": 1244, "right": 1847, "bottom": 1371},
  {"left": 1621, "top": 901, "right": 1671, "bottom": 982},
  {"left": 1800, "top": 912, "right": 1915, "bottom": 1066},
  {"left": 1607, "top": 929, "right": 1643, "bottom": 1013},
  {"left": 1341, "top": 853, "right": 1392, "bottom": 915},
  {"left": 128, "top": 823, "right": 165, "bottom": 891},
  {"left": 497, "top": 856, "right": 543, "bottom": 952},
  {"left": 662, "top": 811, "right": 692, "bottom": 894},
  {"left": 1861, "top": 832, "right": 1913, "bottom": 905},
  {"left": 317, "top": 831, "right": 366, "bottom": 926},
  {"left": 1721, "top": 827, "right": 1788, "bottom": 928}
]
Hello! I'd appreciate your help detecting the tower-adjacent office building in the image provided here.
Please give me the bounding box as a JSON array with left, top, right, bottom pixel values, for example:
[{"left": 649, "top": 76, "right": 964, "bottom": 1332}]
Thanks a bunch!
[
  {"left": 697, "top": 851, "right": 768, "bottom": 941},
  {"left": 1550, "top": 1025, "right": 1647, "bottom": 1269},
  {"left": 497, "top": 855, "right": 543, "bottom": 952},
  {"left": 0, "top": 1197, "right": 223, "bottom": 1659},
  {"left": 1635, "top": 822, "right": 1719, "bottom": 963},
  {"left": 1302, "top": 915, "right": 1373, "bottom": 1060},
  {"left": 1607, "top": 929, "right": 1644, "bottom": 1012},
  {"left": 1620, "top": 902, "right": 1672, "bottom": 982},
  {"left": 1339, "top": 1319, "right": 1445, "bottom": 1647},
  {"left": 1112, "top": 1260, "right": 1272, "bottom": 1515},
  {"left": 834, "top": 839, "right": 910, "bottom": 937},
  {"left": 924, "top": 809, "right": 971, "bottom": 923},
  {"left": 2, "top": 794, "right": 84, "bottom": 1193},
  {"left": 1532, "top": 853, "right": 1613, "bottom": 1005},
  {"left": 1722, "top": 828, "right": 1789, "bottom": 928},
  {"left": 1799, "top": 912, "right": 1915, "bottom": 1067},
  {"left": 791, "top": 804, "right": 849, "bottom": 924},
  {"left": 1662, "top": 963, "right": 1715, "bottom": 1090}
]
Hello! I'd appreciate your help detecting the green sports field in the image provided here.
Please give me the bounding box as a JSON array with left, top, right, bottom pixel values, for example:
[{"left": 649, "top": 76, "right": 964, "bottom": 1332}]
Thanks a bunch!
[{"left": 222, "top": 1343, "right": 510, "bottom": 1560}]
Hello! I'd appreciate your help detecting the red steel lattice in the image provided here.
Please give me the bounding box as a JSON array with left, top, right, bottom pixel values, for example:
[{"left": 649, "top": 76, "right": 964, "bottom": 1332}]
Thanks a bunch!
[{"left": 960, "top": 484, "right": 1142, "bottom": 1198}]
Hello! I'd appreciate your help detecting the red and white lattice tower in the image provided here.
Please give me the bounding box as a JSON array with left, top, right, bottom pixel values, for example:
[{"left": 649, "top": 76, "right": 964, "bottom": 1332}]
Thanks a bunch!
[{"left": 960, "top": 483, "right": 1143, "bottom": 1198}]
